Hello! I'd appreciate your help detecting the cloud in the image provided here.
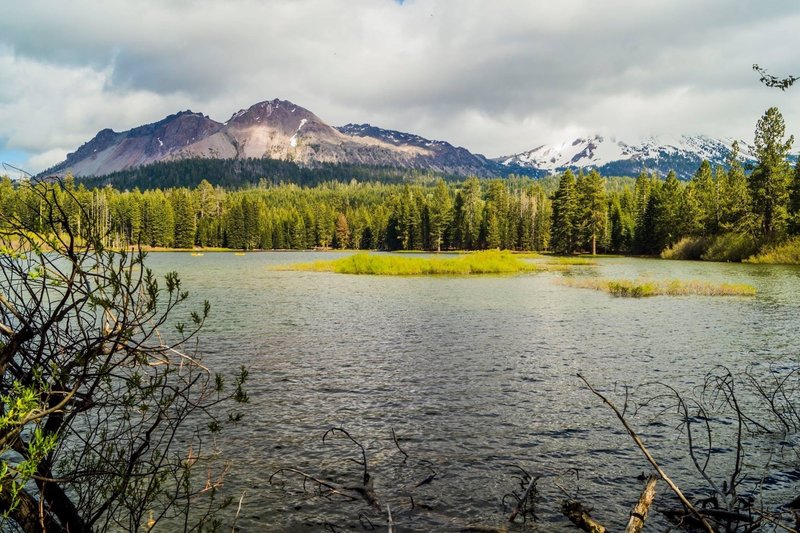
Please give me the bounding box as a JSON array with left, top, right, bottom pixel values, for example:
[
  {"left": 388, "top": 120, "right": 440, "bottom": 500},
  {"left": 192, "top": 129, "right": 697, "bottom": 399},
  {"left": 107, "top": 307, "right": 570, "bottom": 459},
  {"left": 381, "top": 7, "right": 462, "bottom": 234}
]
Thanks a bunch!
[{"left": 2, "top": 0, "right": 800, "bottom": 172}]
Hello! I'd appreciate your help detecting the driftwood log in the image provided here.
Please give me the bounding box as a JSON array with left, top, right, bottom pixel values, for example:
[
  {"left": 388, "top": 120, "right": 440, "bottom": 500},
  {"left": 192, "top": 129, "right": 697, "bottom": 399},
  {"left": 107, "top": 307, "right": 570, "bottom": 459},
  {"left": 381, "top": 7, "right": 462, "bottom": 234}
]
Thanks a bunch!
[
  {"left": 562, "top": 501, "right": 606, "bottom": 533},
  {"left": 625, "top": 475, "right": 658, "bottom": 533}
]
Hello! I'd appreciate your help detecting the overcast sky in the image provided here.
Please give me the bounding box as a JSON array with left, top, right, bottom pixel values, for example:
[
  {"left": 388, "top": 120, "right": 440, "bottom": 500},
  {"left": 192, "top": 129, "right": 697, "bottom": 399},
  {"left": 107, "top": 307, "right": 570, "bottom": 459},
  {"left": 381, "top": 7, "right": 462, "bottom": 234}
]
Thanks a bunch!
[{"left": 1, "top": 0, "right": 799, "bottom": 175}]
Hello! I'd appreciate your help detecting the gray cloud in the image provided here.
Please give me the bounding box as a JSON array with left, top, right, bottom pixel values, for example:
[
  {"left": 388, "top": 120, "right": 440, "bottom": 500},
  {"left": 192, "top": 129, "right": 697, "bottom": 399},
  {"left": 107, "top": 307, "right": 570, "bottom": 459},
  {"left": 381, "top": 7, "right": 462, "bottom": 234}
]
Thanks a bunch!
[{"left": 1, "top": 0, "right": 799, "bottom": 172}]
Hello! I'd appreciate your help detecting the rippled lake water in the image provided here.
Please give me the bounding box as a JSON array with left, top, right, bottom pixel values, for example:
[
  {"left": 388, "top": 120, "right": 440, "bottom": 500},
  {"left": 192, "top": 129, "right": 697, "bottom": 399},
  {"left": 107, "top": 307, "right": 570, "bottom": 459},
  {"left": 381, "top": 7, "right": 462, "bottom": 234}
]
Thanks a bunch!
[{"left": 144, "top": 252, "right": 800, "bottom": 531}]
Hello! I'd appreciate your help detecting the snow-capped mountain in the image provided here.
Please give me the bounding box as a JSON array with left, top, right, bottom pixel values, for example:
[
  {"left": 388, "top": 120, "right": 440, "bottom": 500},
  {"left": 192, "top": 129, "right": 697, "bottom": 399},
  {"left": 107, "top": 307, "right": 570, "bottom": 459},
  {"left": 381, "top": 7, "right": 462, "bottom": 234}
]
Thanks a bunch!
[{"left": 497, "top": 135, "right": 757, "bottom": 179}]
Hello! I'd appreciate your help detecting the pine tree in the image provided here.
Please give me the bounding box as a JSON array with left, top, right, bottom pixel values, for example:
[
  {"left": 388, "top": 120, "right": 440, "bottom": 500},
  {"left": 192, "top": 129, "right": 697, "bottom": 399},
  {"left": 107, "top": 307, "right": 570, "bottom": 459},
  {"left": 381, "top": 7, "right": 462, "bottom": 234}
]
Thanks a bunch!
[
  {"left": 788, "top": 159, "right": 800, "bottom": 235},
  {"left": 290, "top": 209, "right": 308, "bottom": 249},
  {"left": 658, "top": 171, "right": 684, "bottom": 248},
  {"left": 484, "top": 180, "right": 510, "bottom": 248},
  {"left": 428, "top": 179, "right": 453, "bottom": 252},
  {"left": 533, "top": 186, "right": 551, "bottom": 251},
  {"left": 609, "top": 196, "right": 628, "bottom": 252},
  {"left": 719, "top": 141, "right": 751, "bottom": 233},
  {"left": 141, "top": 190, "right": 174, "bottom": 247},
  {"left": 691, "top": 161, "right": 718, "bottom": 235},
  {"left": 171, "top": 189, "right": 197, "bottom": 249},
  {"left": 334, "top": 212, "right": 350, "bottom": 249},
  {"left": 750, "top": 106, "right": 794, "bottom": 238},
  {"left": 679, "top": 183, "right": 703, "bottom": 237},
  {"left": 551, "top": 170, "right": 579, "bottom": 254},
  {"left": 577, "top": 170, "right": 607, "bottom": 255},
  {"left": 452, "top": 177, "right": 483, "bottom": 250}
]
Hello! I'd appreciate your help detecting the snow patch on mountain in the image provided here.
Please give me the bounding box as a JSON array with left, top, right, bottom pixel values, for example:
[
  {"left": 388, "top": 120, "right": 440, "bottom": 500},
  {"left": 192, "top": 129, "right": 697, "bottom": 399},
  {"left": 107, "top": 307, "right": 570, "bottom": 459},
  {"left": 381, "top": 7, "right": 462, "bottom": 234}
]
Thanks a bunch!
[{"left": 289, "top": 118, "right": 308, "bottom": 147}]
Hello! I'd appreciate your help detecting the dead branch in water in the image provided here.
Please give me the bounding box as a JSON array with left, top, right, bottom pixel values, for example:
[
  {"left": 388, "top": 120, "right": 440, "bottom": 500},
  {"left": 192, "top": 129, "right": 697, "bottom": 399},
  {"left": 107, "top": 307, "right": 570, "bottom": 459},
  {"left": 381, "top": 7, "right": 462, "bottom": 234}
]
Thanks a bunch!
[
  {"left": 577, "top": 373, "right": 715, "bottom": 533},
  {"left": 268, "top": 467, "right": 361, "bottom": 501},
  {"left": 322, "top": 427, "right": 380, "bottom": 509},
  {"left": 391, "top": 427, "right": 409, "bottom": 462},
  {"left": 503, "top": 465, "right": 539, "bottom": 523}
]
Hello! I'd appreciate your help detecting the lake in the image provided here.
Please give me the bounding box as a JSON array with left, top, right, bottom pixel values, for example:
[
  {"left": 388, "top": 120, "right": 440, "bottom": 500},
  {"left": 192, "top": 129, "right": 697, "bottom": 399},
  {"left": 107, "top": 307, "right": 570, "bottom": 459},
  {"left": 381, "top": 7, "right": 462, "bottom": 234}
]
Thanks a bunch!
[{"left": 144, "top": 252, "right": 800, "bottom": 531}]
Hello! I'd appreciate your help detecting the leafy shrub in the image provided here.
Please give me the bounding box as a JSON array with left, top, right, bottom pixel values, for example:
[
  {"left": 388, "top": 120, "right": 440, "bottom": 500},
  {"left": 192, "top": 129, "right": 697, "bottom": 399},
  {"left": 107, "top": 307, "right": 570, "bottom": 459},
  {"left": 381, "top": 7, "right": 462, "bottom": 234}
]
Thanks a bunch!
[
  {"left": 661, "top": 236, "right": 710, "bottom": 260},
  {"left": 701, "top": 233, "right": 761, "bottom": 262},
  {"left": 746, "top": 236, "right": 800, "bottom": 264}
]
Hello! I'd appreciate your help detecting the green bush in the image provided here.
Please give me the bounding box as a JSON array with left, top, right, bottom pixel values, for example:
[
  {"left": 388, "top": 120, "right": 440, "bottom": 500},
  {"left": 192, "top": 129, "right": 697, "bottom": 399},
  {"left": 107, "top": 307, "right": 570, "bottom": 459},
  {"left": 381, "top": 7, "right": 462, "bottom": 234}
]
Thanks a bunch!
[
  {"left": 661, "top": 236, "right": 710, "bottom": 260},
  {"left": 746, "top": 236, "right": 800, "bottom": 264},
  {"left": 701, "top": 233, "right": 761, "bottom": 262}
]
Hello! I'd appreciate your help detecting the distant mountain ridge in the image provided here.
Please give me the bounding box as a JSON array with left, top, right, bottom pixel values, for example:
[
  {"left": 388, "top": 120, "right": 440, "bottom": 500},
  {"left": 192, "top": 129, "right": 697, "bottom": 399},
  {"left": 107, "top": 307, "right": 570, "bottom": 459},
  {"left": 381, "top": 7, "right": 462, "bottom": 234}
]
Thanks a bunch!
[
  {"left": 496, "top": 134, "right": 759, "bottom": 180},
  {"left": 43, "top": 98, "right": 777, "bottom": 182}
]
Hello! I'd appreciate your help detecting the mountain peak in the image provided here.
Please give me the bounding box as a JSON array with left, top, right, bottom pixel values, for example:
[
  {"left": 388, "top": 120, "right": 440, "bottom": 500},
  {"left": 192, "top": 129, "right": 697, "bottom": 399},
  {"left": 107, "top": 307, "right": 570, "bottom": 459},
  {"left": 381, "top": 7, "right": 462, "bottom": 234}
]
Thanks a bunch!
[
  {"left": 225, "top": 98, "right": 314, "bottom": 125},
  {"left": 498, "top": 134, "right": 757, "bottom": 179}
]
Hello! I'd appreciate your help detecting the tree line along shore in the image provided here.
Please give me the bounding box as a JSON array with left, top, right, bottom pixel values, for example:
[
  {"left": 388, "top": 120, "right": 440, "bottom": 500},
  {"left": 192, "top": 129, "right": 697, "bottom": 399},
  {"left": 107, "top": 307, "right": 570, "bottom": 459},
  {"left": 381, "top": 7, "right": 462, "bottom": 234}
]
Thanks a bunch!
[{"left": 4, "top": 107, "right": 799, "bottom": 264}]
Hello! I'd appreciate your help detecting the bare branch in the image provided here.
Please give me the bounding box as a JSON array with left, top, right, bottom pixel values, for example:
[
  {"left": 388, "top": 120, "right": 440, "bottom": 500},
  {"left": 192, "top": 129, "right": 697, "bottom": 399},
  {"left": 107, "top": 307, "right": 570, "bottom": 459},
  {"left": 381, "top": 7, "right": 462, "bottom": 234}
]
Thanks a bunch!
[{"left": 577, "top": 373, "right": 715, "bottom": 533}]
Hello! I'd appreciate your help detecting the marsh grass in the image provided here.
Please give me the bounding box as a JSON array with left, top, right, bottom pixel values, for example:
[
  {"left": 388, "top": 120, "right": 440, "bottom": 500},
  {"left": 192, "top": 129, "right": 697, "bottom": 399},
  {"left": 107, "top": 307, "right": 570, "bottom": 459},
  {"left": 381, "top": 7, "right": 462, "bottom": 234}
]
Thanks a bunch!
[
  {"left": 560, "top": 277, "right": 756, "bottom": 297},
  {"left": 280, "top": 250, "right": 539, "bottom": 275}
]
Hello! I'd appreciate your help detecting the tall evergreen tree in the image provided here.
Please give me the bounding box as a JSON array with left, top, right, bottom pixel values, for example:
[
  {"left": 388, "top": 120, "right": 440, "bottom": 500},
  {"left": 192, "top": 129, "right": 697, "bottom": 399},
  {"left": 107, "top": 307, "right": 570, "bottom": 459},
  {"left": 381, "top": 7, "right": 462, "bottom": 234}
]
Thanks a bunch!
[
  {"left": 658, "top": 171, "right": 684, "bottom": 248},
  {"left": 788, "top": 159, "right": 800, "bottom": 235},
  {"left": 750, "top": 106, "right": 794, "bottom": 238},
  {"left": 141, "top": 190, "right": 174, "bottom": 247},
  {"left": 577, "top": 170, "right": 607, "bottom": 255},
  {"left": 719, "top": 141, "right": 752, "bottom": 233},
  {"left": 608, "top": 194, "right": 634, "bottom": 253},
  {"left": 679, "top": 183, "right": 703, "bottom": 237},
  {"left": 334, "top": 212, "right": 350, "bottom": 249},
  {"left": 428, "top": 179, "right": 453, "bottom": 252},
  {"left": 691, "top": 161, "right": 718, "bottom": 235},
  {"left": 171, "top": 188, "right": 197, "bottom": 249},
  {"left": 551, "top": 170, "right": 579, "bottom": 254},
  {"left": 454, "top": 177, "right": 483, "bottom": 250}
]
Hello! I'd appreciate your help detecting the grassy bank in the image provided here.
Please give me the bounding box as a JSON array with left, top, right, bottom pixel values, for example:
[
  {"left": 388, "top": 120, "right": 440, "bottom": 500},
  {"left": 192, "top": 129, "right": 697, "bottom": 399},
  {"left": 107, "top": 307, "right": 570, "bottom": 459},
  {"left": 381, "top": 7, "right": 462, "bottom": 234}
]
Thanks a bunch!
[
  {"left": 560, "top": 277, "right": 756, "bottom": 297},
  {"left": 279, "top": 250, "right": 539, "bottom": 275}
]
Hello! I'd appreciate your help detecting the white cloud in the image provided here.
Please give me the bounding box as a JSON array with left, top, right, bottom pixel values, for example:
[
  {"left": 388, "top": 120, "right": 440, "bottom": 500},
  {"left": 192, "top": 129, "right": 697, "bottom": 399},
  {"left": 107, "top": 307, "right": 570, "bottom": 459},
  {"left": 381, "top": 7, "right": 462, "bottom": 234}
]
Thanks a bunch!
[{"left": 1, "top": 0, "right": 800, "bottom": 172}]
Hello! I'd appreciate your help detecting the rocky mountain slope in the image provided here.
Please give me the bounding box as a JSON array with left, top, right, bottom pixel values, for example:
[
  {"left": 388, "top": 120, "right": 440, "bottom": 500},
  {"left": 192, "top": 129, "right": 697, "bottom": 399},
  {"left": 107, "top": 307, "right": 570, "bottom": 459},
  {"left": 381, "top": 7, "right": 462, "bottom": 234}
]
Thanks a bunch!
[
  {"left": 496, "top": 135, "right": 758, "bottom": 179},
  {"left": 44, "top": 99, "right": 499, "bottom": 178}
]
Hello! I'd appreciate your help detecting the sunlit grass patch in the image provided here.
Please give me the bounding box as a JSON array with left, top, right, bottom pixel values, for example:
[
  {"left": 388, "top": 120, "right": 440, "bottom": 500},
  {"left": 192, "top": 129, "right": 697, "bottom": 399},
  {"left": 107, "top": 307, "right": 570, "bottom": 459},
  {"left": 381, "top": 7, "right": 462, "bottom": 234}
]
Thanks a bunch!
[
  {"left": 543, "top": 257, "right": 598, "bottom": 266},
  {"left": 524, "top": 255, "right": 599, "bottom": 272},
  {"left": 559, "top": 277, "right": 756, "bottom": 297},
  {"left": 279, "top": 250, "right": 539, "bottom": 275}
]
